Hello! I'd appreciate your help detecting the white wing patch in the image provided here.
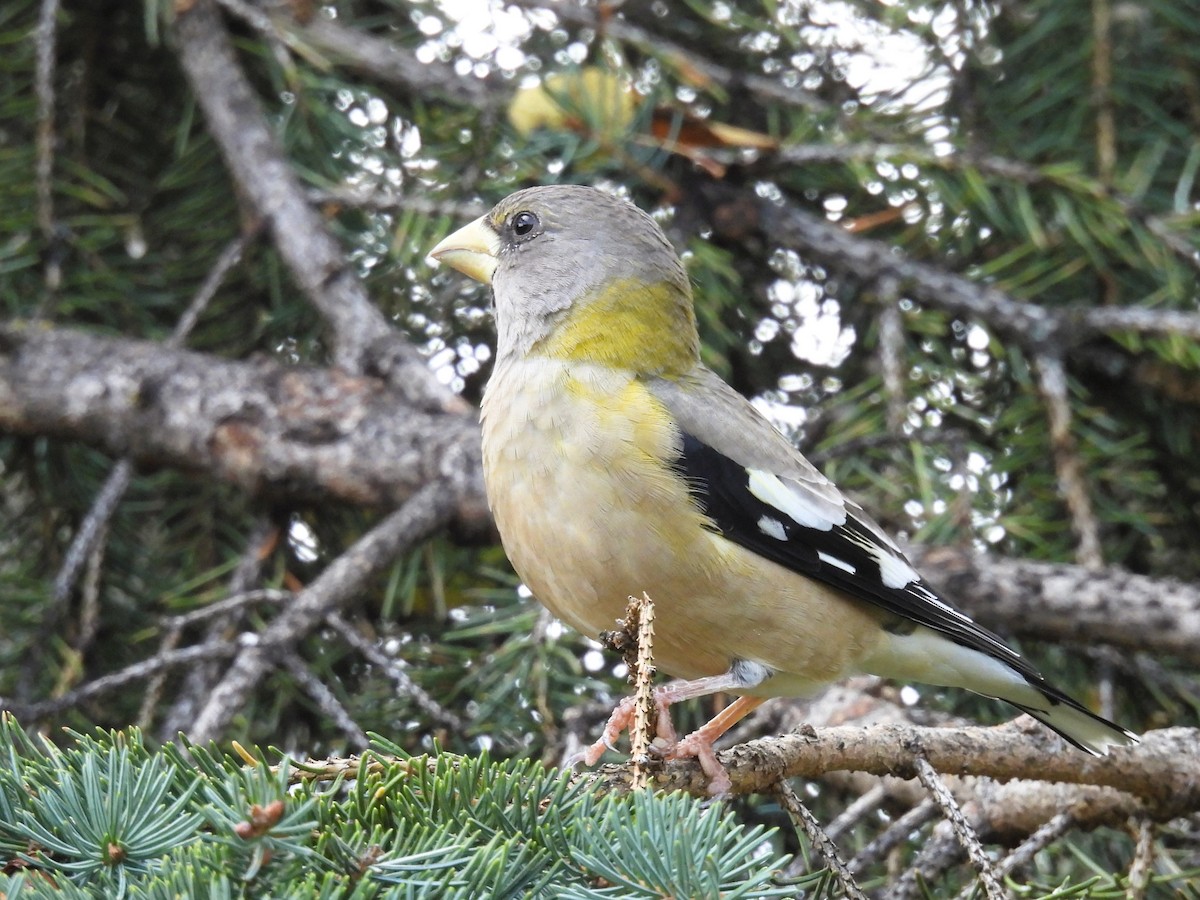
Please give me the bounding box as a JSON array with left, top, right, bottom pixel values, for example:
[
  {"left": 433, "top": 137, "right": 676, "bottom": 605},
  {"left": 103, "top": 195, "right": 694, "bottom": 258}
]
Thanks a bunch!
[
  {"left": 746, "top": 468, "right": 846, "bottom": 531},
  {"left": 817, "top": 551, "right": 857, "bottom": 575},
  {"left": 840, "top": 522, "right": 993, "bottom": 632},
  {"left": 757, "top": 515, "right": 788, "bottom": 541},
  {"left": 871, "top": 546, "right": 920, "bottom": 589}
]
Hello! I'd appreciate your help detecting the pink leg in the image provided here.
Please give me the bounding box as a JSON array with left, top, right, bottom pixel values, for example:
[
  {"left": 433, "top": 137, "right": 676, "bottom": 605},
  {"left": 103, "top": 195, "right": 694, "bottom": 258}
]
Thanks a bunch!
[
  {"left": 580, "top": 692, "right": 679, "bottom": 766},
  {"left": 664, "top": 695, "right": 766, "bottom": 795},
  {"left": 578, "top": 672, "right": 767, "bottom": 794}
]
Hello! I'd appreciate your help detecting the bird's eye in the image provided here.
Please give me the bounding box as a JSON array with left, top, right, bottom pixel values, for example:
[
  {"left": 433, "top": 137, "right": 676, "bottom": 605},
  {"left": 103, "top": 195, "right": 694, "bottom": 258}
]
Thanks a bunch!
[{"left": 511, "top": 211, "right": 540, "bottom": 237}]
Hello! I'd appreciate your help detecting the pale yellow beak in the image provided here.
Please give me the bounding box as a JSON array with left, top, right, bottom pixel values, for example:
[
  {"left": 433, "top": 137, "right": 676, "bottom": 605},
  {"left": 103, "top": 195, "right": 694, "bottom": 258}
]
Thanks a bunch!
[{"left": 427, "top": 216, "right": 502, "bottom": 284}]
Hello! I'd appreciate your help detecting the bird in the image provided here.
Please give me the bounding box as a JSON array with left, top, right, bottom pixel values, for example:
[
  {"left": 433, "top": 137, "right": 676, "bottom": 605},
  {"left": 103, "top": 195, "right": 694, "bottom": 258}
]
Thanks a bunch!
[{"left": 428, "top": 184, "right": 1138, "bottom": 793}]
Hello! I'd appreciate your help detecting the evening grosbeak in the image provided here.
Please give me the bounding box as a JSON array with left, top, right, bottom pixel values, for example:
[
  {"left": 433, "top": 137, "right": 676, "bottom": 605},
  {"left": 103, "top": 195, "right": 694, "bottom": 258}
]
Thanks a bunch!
[{"left": 429, "top": 185, "right": 1137, "bottom": 793}]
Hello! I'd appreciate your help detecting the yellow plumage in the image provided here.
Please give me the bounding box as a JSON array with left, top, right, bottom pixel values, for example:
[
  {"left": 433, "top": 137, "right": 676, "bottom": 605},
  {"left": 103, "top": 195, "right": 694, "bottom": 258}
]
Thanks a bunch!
[{"left": 430, "top": 183, "right": 1137, "bottom": 793}]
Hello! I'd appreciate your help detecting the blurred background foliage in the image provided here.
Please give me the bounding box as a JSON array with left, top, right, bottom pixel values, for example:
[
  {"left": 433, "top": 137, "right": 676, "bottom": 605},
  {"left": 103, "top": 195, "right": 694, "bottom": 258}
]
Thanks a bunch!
[{"left": 1, "top": 0, "right": 1199, "bottom": 894}]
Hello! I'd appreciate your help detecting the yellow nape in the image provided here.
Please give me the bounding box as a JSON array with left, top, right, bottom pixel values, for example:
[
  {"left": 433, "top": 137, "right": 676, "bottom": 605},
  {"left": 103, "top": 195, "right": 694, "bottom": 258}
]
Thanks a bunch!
[{"left": 534, "top": 278, "right": 700, "bottom": 376}]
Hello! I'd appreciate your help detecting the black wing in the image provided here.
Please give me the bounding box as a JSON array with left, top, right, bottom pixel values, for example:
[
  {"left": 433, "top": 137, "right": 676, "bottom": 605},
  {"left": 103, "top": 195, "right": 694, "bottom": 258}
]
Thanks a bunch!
[{"left": 674, "top": 432, "right": 1040, "bottom": 678}]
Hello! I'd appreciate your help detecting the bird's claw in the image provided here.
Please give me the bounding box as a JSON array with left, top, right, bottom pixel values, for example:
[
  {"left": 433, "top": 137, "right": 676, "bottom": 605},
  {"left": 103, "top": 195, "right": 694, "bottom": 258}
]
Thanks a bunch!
[{"left": 664, "top": 731, "right": 732, "bottom": 797}]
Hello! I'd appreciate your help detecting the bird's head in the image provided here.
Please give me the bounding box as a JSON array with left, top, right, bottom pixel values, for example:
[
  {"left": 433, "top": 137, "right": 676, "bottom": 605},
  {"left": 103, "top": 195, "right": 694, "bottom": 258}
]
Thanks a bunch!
[{"left": 429, "top": 184, "right": 700, "bottom": 376}]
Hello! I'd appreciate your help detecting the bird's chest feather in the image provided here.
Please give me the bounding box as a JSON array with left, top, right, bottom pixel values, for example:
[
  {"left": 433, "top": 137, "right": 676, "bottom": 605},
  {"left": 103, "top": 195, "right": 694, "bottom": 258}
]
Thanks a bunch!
[{"left": 480, "top": 358, "right": 718, "bottom": 639}]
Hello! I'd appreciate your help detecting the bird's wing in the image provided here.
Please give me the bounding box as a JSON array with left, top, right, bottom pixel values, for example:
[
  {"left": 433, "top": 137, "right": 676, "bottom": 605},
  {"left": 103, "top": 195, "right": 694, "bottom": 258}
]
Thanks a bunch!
[{"left": 647, "top": 367, "right": 1035, "bottom": 677}]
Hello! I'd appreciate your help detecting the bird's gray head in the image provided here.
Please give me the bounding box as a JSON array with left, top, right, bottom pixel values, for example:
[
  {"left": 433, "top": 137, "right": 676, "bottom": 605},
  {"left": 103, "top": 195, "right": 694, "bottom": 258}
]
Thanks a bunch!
[{"left": 429, "top": 185, "right": 698, "bottom": 370}]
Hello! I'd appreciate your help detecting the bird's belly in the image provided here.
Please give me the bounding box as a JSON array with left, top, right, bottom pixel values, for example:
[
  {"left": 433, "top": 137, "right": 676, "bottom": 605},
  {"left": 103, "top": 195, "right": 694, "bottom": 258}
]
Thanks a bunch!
[{"left": 481, "top": 358, "right": 884, "bottom": 690}]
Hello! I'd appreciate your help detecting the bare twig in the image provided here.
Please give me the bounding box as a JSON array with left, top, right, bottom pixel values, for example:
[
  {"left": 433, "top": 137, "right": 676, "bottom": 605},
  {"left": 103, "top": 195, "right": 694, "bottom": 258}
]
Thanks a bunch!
[
  {"left": 774, "top": 780, "right": 867, "bottom": 900},
  {"left": 848, "top": 799, "right": 939, "bottom": 875},
  {"left": 50, "top": 462, "right": 134, "bottom": 606},
  {"left": 138, "top": 621, "right": 182, "bottom": 731},
  {"left": 629, "top": 594, "right": 658, "bottom": 788},
  {"left": 280, "top": 13, "right": 495, "bottom": 107},
  {"left": 1034, "top": 354, "right": 1103, "bottom": 569},
  {"left": 1091, "top": 0, "right": 1117, "bottom": 185},
  {"left": 324, "top": 612, "right": 464, "bottom": 731},
  {"left": 76, "top": 522, "right": 106, "bottom": 656},
  {"left": 825, "top": 783, "right": 888, "bottom": 845},
  {"left": 1126, "top": 818, "right": 1155, "bottom": 900},
  {"left": 164, "top": 588, "right": 293, "bottom": 633},
  {"left": 914, "top": 756, "right": 1005, "bottom": 900},
  {"left": 894, "top": 820, "right": 964, "bottom": 900},
  {"left": 157, "top": 522, "right": 281, "bottom": 740},
  {"left": 280, "top": 651, "right": 369, "bottom": 748},
  {"left": 34, "top": 0, "right": 61, "bottom": 305},
  {"left": 306, "top": 187, "right": 486, "bottom": 221},
  {"left": 167, "top": 233, "right": 254, "bottom": 347},
  {"left": 1, "top": 642, "right": 238, "bottom": 721},
  {"left": 784, "top": 783, "right": 887, "bottom": 878},
  {"left": 878, "top": 294, "right": 906, "bottom": 433},
  {"left": 967, "top": 810, "right": 1073, "bottom": 897},
  {"left": 188, "top": 480, "right": 455, "bottom": 742}
]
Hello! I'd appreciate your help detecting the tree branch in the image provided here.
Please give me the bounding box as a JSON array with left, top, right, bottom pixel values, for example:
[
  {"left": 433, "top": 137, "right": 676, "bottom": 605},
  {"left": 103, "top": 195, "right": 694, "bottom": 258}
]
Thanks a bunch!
[
  {"left": 725, "top": 191, "right": 1200, "bottom": 352},
  {"left": 0, "top": 322, "right": 487, "bottom": 533},
  {"left": 909, "top": 545, "right": 1200, "bottom": 666},
  {"left": 280, "top": 12, "right": 497, "bottom": 107},
  {"left": 507, "top": 0, "right": 831, "bottom": 115},
  {"left": 614, "top": 722, "right": 1198, "bottom": 823}
]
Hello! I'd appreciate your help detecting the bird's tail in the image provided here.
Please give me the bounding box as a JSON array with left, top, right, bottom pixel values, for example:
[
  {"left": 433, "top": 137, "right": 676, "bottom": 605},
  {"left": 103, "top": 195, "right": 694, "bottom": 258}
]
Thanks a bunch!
[
  {"left": 1006, "top": 681, "right": 1138, "bottom": 754},
  {"left": 864, "top": 626, "right": 1138, "bottom": 752}
]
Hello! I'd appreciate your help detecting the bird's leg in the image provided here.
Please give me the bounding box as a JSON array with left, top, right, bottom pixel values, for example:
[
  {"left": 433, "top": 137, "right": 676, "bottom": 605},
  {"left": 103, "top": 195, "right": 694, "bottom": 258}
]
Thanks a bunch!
[
  {"left": 579, "top": 665, "right": 770, "bottom": 795},
  {"left": 579, "top": 690, "right": 680, "bottom": 766},
  {"left": 662, "top": 695, "right": 766, "bottom": 795}
]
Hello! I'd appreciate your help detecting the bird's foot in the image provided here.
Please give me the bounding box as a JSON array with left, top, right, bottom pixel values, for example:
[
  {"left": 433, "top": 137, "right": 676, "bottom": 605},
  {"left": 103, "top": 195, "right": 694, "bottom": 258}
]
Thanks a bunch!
[
  {"left": 578, "top": 694, "right": 679, "bottom": 766},
  {"left": 572, "top": 679, "right": 765, "bottom": 796},
  {"left": 661, "top": 729, "right": 732, "bottom": 796},
  {"left": 658, "top": 694, "right": 767, "bottom": 795}
]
